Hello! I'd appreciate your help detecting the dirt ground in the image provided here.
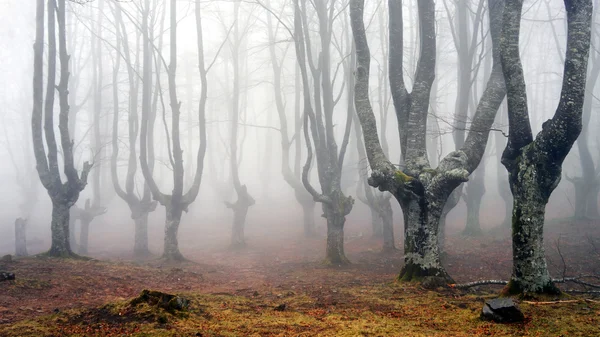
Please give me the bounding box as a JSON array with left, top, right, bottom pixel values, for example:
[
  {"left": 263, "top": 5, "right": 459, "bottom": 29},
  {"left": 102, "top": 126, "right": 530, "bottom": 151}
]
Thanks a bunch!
[{"left": 1, "top": 218, "right": 599, "bottom": 336}]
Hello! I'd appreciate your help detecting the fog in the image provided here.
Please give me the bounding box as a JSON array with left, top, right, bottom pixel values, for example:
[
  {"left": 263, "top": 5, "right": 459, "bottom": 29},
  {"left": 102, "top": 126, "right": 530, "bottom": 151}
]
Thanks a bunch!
[{"left": 0, "top": 0, "right": 594, "bottom": 260}]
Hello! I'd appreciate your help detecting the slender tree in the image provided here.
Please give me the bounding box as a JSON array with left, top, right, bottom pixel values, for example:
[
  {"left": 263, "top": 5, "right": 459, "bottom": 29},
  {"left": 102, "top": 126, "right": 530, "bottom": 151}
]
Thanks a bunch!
[
  {"left": 32, "top": 0, "right": 92, "bottom": 257},
  {"left": 139, "top": 0, "right": 208, "bottom": 260},
  {"left": 295, "top": 0, "right": 354, "bottom": 265},
  {"left": 499, "top": 0, "right": 592, "bottom": 295}
]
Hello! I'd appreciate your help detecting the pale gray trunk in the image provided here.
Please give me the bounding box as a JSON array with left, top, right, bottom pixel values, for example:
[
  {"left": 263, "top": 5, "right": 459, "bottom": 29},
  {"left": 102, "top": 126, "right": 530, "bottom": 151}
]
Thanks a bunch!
[
  {"left": 380, "top": 199, "right": 395, "bottom": 252},
  {"left": 163, "top": 206, "right": 184, "bottom": 261},
  {"left": 231, "top": 205, "right": 249, "bottom": 249},
  {"left": 505, "top": 184, "right": 558, "bottom": 294},
  {"left": 324, "top": 204, "right": 348, "bottom": 265},
  {"left": 463, "top": 163, "right": 485, "bottom": 235},
  {"left": 15, "top": 218, "right": 28, "bottom": 257},
  {"left": 371, "top": 207, "right": 383, "bottom": 237},
  {"left": 133, "top": 213, "right": 150, "bottom": 258},
  {"left": 49, "top": 201, "right": 73, "bottom": 257},
  {"left": 79, "top": 217, "right": 91, "bottom": 255},
  {"left": 301, "top": 201, "right": 316, "bottom": 237},
  {"left": 399, "top": 195, "right": 450, "bottom": 282}
]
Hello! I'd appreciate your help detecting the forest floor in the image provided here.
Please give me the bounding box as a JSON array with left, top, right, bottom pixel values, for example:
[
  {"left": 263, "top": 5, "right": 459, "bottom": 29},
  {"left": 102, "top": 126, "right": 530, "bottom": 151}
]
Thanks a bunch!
[{"left": 1, "top": 218, "right": 600, "bottom": 336}]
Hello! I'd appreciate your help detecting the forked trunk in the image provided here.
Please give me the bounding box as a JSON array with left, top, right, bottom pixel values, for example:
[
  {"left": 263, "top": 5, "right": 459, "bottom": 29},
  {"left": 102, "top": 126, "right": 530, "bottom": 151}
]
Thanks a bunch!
[
  {"left": 324, "top": 206, "right": 348, "bottom": 265},
  {"left": 503, "top": 188, "right": 559, "bottom": 295},
  {"left": 48, "top": 202, "right": 74, "bottom": 257},
  {"left": 133, "top": 213, "right": 150, "bottom": 258},
  {"left": 163, "top": 206, "right": 184, "bottom": 261},
  {"left": 301, "top": 201, "right": 316, "bottom": 237}
]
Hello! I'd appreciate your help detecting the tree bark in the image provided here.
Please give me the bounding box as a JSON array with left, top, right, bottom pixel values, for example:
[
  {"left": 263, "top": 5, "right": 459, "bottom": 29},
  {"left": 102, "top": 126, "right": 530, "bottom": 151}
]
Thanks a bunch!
[
  {"left": 48, "top": 201, "right": 73, "bottom": 257},
  {"left": 324, "top": 203, "right": 349, "bottom": 265},
  {"left": 300, "top": 200, "right": 316, "bottom": 237},
  {"left": 463, "top": 164, "right": 485, "bottom": 235},
  {"left": 133, "top": 212, "right": 150, "bottom": 258},
  {"left": 380, "top": 198, "right": 395, "bottom": 252},
  {"left": 163, "top": 205, "right": 184, "bottom": 261},
  {"left": 15, "top": 218, "right": 28, "bottom": 257}
]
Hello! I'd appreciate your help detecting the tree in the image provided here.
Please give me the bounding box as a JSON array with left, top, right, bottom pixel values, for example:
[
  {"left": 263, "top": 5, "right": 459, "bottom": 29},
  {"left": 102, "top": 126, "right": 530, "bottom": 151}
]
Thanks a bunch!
[
  {"left": 564, "top": 0, "right": 600, "bottom": 220},
  {"left": 224, "top": 0, "right": 256, "bottom": 249},
  {"left": 350, "top": 0, "right": 506, "bottom": 283},
  {"left": 499, "top": 0, "right": 593, "bottom": 295},
  {"left": 32, "top": 0, "right": 92, "bottom": 257},
  {"left": 295, "top": 0, "right": 354, "bottom": 265},
  {"left": 263, "top": 0, "right": 317, "bottom": 237},
  {"left": 138, "top": 0, "right": 208, "bottom": 261},
  {"left": 109, "top": 0, "right": 158, "bottom": 258}
]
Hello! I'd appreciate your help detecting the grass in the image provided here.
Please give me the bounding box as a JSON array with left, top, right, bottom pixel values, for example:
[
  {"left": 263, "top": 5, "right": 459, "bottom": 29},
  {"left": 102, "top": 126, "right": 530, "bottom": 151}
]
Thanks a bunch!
[{"left": 2, "top": 283, "right": 599, "bottom": 336}]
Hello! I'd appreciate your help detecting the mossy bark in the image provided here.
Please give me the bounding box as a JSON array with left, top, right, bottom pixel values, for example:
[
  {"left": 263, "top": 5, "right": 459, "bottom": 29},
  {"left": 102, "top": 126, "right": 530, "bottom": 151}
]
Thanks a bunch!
[
  {"left": 398, "top": 196, "right": 453, "bottom": 283},
  {"left": 324, "top": 209, "right": 349, "bottom": 265},
  {"left": 507, "top": 172, "right": 559, "bottom": 295}
]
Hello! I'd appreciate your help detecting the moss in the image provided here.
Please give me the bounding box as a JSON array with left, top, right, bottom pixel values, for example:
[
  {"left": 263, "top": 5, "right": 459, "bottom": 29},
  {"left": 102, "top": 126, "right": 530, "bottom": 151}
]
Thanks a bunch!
[{"left": 394, "top": 170, "right": 414, "bottom": 184}]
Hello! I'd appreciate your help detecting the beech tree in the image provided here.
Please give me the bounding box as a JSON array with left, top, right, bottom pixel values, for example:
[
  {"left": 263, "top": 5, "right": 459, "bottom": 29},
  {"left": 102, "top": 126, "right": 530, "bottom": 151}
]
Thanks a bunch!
[
  {"left": 350, "top": 0, "right": 506, "bottom": 283},
  {"left": 139, "top": 0, "right": 208, "bottom": 261},
  {"left": 295, "top": 0, "right": 354, "bottom": 265},
  {"left": 499, "top": 0, "right": 592, "bottom": 295},
  {"left": 32, "top": 0, "right": 92, "bottom": 257},
  {"left": 109, "top": 0, "right": 159, "bottom": 258}
]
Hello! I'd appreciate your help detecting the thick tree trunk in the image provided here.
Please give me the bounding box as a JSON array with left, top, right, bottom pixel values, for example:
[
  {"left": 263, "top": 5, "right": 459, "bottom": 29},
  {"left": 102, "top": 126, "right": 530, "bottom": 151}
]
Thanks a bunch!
[
  {"left": 398, "top": 196, "right": 453, "bottom": 283},
  {"left": 301, "top": 201, "right": 316, "bottom": 237},
  {"left": 380, "top": 199, "right": 395, "bottom": 252},
  {"left": 15, "top": 218, "right": 28, "bottom": 257},
  {"left": 503, "top": 186, "right": 559, "bottom": 295},
  {"left": 324, "top": 205, "right": 349, "bottom": 265},
  {"left": 48, "top": 201, "right": 74, "bottom": 257},
  {"left": 163, "top": 206, "right": 184, "bottom": 261},
  {"left": 133, "top": 213, "right": 151, "bottom": 258}
]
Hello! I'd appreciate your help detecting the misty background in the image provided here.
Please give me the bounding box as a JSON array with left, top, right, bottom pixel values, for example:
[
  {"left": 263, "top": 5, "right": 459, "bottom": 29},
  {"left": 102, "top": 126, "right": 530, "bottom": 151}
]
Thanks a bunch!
[{"left": 0, "top": 0, "right": 591, "bottom": 257}]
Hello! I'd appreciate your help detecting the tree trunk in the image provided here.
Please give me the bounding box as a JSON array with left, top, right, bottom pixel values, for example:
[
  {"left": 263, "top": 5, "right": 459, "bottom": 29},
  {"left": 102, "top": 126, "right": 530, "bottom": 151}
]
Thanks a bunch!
[
  {"left": 79, "top": 217, "right": 91, "bottom": 255},
  {"left": 463, "top": 165, "right": 485, "bottom": 236},
  {"left": 586, "top": 185, "right": 600, "bottom": 218},
  {"left": 503, "top": 186, "right": 559, "bottom": 295},
  {"left": 399, "top": 196, "right": 453, "bottom": 283},
  {"left": 380, "top": 199, "right": 395, "bottom": 252},
  {"left": 48, "top": 201, "right": 73, "bottom": 257},
  {"left": 301, "top": 201, "right": 316, "bottom": 237},
  {"left": 163, "top": 206, "right": 184, "bottom": 261},
  {"left": 324, "top": 205, "right": 348, "bottom": 265},
  {"left": 15, "top": 218, "right": 28, "bottom": 257},
  {"left": 371, "top": 207, "right": 383, "bottom": 238},
  {"left": 133, "top": 213, "right": 151, "bottom": 258},
  {"left": 231, "top": 204, "right": 249, "bottom": 249}
]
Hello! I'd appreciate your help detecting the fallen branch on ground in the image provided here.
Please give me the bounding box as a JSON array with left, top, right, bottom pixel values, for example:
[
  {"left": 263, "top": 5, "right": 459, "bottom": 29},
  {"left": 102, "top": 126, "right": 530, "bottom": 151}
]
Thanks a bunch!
[{"left": 449, "top": 280, "right": 508, "bottom": 289}]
